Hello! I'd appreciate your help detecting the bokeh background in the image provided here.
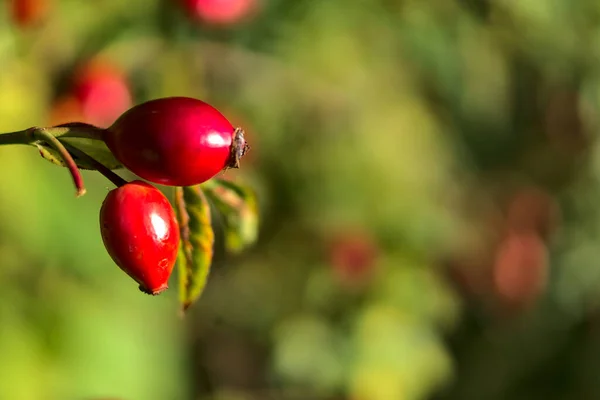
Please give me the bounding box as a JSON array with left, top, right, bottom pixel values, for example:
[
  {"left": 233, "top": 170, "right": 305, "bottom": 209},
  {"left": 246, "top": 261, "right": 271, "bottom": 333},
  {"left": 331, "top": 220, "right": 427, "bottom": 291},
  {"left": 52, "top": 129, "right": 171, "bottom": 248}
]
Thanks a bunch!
[{"left": 1, "top": 0, "right": 600, "bottom": 399}]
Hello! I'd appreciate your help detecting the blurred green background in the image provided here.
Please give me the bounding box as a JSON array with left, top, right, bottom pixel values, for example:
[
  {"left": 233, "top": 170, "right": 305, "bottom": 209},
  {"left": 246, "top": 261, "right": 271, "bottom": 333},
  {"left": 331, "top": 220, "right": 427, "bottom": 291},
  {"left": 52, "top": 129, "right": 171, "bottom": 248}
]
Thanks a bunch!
[{"left": 2, "top": 0, "right": 600, "bottom": 399}]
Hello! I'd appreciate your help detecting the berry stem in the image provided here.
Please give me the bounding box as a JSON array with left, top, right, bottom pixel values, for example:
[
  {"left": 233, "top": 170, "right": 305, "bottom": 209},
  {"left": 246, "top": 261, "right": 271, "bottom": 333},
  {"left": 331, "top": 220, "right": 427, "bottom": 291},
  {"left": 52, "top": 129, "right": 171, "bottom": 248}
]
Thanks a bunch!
[
  {"left": 30, "top": 127, "right": 87, "bottom": 197},
  {"left": 62, "top": 142, "right": 128, "bottom": 188}
]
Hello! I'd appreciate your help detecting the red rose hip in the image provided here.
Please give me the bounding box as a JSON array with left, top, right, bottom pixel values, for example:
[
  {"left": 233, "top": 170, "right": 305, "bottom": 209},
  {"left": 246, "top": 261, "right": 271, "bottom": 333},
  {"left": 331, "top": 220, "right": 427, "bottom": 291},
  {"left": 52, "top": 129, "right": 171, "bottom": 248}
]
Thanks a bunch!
[
  {"left": 104, "top": 97, "right": 249, "bottom": 187},
  {"left": 100, "top": 180, "right": 180, "bottom": 295},
  {"left": 180, "top": 0, "right": 258, "bottom": 26},
  {"left": 73, "top": 59, "right": 132, "bottom": 128}
]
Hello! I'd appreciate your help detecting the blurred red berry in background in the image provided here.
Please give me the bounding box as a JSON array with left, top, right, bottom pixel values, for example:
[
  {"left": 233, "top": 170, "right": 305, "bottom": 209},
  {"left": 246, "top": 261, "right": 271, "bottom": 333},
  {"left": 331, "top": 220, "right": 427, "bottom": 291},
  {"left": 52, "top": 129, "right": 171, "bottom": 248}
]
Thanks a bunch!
[
  {"left": 328, "top": 229, "right": 379, "bottom": 288},
  {"left": 10, "top": 0, "right": 50, "bottom": 28},
  {"left": 493, "top": 231, "right": 548, "bottom": 310},
  {"left": 72, "top": 59, "right": 132, "bottom": 128},
  {"left": 180, "top": 0, "right": 259, "bottom": 26}
]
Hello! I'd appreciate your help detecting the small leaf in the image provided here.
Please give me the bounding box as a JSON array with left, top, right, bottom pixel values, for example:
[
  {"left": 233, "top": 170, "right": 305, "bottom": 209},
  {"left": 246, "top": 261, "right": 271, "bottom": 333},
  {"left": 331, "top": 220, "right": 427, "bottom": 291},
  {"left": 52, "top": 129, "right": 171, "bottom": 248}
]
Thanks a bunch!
[
  {"left": 175, "top": 186, "right": 215, "bottom": 312},
  {"left": 36, "top": 138, "right": 122, "bottom": 170},
  {"left": 35, "top": 144, "right": 64, "bottom": 167},
  {"left": 203, "top": 179, "right": 259, "bottom": 254}
]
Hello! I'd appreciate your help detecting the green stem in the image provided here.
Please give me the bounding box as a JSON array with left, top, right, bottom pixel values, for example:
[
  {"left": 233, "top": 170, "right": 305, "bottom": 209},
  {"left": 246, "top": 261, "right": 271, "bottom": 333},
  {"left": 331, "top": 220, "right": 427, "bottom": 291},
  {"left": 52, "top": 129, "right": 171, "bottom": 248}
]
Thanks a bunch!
[
  {"left": 0, "top": 123, "right": 105, "bottom": 147},
  {"left": 62, "top": 142, "right": 128, "bottom": 188},
  {"left": 0, "top": 131, "right": 34, "bottom": 146},
  {"left": 29, "top": 127, "right": 86, "bottom": 197}
]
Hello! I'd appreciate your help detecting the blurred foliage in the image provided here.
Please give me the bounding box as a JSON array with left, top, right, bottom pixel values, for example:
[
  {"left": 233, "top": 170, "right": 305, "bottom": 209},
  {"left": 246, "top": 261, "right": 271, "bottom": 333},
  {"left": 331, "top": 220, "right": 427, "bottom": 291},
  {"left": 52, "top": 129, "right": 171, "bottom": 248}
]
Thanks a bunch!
[{"left": 3, "top": 0, "right": 600, "bottom": 399}]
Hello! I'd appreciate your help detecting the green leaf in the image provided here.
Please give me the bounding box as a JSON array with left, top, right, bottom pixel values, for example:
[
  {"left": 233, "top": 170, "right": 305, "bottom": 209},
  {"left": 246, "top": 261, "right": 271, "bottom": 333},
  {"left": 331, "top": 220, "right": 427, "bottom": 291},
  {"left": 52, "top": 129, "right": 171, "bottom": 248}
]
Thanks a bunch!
[
  {"left": 37, "top": 138, "right": 122, "bottom": 170},
  {"left": 203, "top": 178, "right": 259, "bottom": 254},
  {"left": 174, "top": 186, "right": 215, "bottom": 313},
  {"left": 63, "top": 137, "right": 123, "bottom": 169},
  {"left": 35, "top": 144, "right": 64, "bottom": 167}
]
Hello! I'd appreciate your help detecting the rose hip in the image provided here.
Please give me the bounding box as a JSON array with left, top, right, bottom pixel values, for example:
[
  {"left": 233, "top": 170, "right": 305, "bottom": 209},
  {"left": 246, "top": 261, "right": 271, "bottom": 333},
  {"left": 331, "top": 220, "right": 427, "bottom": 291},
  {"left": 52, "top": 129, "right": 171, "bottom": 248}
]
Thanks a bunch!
[
  {"left": 100, "top": 181, "right": 180, "bottom": 295},
  {"left": 73, "top": 60, "right": 132, "bottom": 128},
  {"left": 329, "top": 231, "right": 378, "bottom": 285},
  {"left": 180, "top": 0, "right": 257, "bottom": 26},
  {"left": 493, "top": 232, "right": 548, "bottom": 309},
  {"left": 104, "top": 97, "right": 249, "bottom": 187}
]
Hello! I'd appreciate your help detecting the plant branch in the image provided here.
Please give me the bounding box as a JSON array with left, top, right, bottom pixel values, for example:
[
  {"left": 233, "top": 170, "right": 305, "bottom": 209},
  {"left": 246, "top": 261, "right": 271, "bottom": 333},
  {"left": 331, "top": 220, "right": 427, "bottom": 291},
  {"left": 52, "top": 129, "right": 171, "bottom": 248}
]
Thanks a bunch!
[
  {"left": 0, "top": 130, "right": 34, "bottom": 146},
  {"left": 0, "top": 123, "right": 105, "bottom": 147},
  {"left": 62, "top": 142, "right": 128, "bottom": 188}
]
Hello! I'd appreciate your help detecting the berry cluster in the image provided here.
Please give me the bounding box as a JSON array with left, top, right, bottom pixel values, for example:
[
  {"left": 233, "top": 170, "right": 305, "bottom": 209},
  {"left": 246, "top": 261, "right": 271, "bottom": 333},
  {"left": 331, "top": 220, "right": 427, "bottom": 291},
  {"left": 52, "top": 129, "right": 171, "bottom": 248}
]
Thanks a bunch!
[
  {"left": 5, "top": 0, "right": 257, "bottom": 307},
  {"left": 0, "top": 96, "right": 250, "bottom": 298},
  {"left": 99, "top": 97, "right": 249, "bottom": 295}
]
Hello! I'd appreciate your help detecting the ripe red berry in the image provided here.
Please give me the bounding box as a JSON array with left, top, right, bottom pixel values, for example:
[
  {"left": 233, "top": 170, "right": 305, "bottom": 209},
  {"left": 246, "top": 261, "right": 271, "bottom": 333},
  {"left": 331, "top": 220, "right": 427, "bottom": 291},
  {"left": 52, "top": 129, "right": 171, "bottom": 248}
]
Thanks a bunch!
[
  {"left": 180, "top": 0, "right": 257, "bottom": 26},
  {"left": 100, "top": 181, "right": 180, "bottom": 295},
  {"left": 73, "top": 59, "right": 132, "bottom": 128},
  {"left": 104, "top": 97, "right": 249, "bottom": 187}
]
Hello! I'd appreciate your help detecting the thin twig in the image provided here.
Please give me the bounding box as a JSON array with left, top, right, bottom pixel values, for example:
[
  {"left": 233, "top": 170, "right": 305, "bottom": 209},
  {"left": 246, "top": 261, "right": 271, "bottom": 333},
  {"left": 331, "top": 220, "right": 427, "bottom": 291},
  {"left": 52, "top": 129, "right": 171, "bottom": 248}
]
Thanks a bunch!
[{"left": 62, "top": 142, "right": 128, "bottom": 188}]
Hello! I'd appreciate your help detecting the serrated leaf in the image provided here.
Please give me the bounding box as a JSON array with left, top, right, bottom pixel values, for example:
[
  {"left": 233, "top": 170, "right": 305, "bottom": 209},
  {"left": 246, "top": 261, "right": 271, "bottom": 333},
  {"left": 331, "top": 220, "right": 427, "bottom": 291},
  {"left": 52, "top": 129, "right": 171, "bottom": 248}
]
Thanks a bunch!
[
  {"left": 37, "top": 138, "right": 122, "bottom": 170},
  {"left": 175, "top": 186, "right": 215, "bottom": 312},
  {"left": 203, "top": 179, "right": 259, "bottom": 254}
]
